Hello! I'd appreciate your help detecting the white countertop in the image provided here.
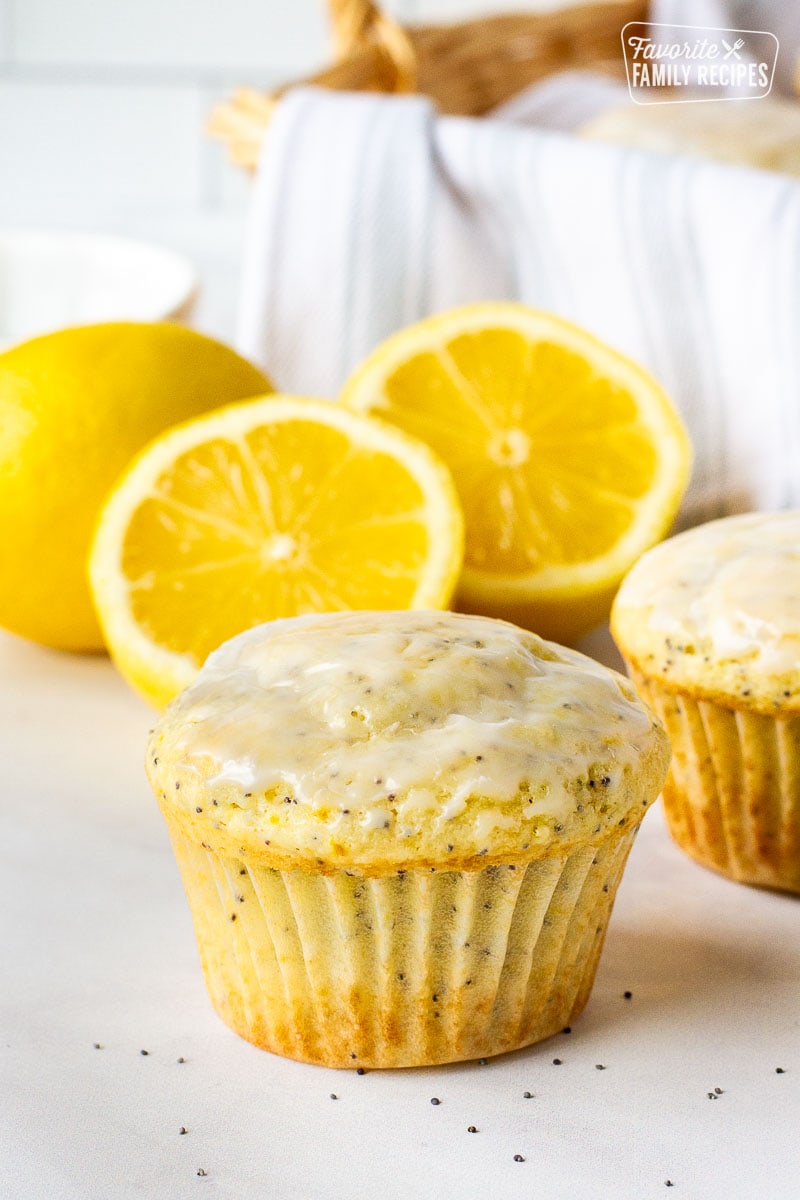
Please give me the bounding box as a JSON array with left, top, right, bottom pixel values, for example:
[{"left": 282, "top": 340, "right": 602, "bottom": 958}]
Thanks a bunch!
[
  {"left": 1, "top": 625, "right": 798, "bottom": 1200},
  {"left": 1, "top": 208, "right": 798, "bottom": 1197}
]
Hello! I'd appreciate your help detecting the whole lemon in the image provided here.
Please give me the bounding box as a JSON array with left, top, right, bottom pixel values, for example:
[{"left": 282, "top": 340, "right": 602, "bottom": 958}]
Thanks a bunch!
[{"left": 0, "top": 323, "right": 271, "bottom": 650}]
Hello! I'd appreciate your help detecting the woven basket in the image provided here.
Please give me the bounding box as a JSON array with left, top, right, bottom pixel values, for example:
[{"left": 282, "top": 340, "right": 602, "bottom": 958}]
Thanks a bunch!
[{"left": 210, "top": 0, "right": 648, "bottom": 168}]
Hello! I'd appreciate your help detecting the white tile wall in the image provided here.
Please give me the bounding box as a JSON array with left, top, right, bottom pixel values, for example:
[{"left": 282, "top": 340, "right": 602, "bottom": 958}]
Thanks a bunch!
[
  {"left": 0, "top": 0, "right": 435, "bottom": 227},
  {"left": 0, "top": 0, "right": 10, "bottom": 61},
  {"left": 13, "top": 0, "right": 330, "bottom": 77},
  {"left": 0, "top": 0, "right": 590, "bottom": 338},
  {"left": 0, "top": 80, "right": 206, "bottom": 218},
  {"left": 0, "top": 0, "right": 585, "bottom": 228}
]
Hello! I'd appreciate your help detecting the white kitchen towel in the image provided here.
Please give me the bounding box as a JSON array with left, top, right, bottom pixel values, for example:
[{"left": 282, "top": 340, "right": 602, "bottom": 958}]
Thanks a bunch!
[{"left": 237, "top": 85, "right": 800, "bottom": 527}]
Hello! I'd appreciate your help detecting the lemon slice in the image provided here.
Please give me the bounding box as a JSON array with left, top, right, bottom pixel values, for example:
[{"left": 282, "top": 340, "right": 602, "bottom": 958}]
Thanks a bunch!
[
  {"left": 89, "top": 396, "right": 464, "bottom": 708},
  {"left": 340, "top": 304, "right": 691, "bottom": 642}
]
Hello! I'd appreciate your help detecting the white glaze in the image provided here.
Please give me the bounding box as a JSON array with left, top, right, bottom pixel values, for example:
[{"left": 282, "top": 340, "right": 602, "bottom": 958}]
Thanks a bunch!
[
  {"left": 616, "top": 512, "right": 800, "bottom": 676},
  {"left": 166, "top": 610, "right": 656, "bottom": 835}
]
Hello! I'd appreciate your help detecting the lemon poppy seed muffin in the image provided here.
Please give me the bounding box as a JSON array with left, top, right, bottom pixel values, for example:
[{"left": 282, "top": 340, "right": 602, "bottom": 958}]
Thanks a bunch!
[
  {"left": 580, "top": 98, "right": 800, "bottom": 177},
  {"left": 147, "top": 610, "right": 669, "bottom": 1068},
  {"left": 612, "top": 511, "right": 800, "bottom": 892}
]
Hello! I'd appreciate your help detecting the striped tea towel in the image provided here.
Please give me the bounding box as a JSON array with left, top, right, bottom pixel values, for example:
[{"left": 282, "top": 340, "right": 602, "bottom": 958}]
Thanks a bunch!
[{"left": 237, "top": 85, "right": 800, "bottom": 527}]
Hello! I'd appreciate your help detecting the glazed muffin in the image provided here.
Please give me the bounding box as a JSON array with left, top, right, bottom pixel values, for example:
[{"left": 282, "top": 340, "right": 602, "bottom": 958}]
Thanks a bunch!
[
  {"left": 580, "top": 97, "right": 800, "bottom": 176},
  {"left": 612, "top": 511, "right": 800, "bottom": 893},
  {"left": 147, "top": 610, "right": 669, "bottom": 1068}
]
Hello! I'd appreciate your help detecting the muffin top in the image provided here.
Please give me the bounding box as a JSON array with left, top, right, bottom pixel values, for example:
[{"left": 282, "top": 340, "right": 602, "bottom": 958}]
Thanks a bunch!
[
  {"left": 612, "top": 511, "right": 800, "bottom": 711},
  {"left": 580, "top": 97, "right": 800, "bottom": 176},
  {"left": 147, "top": 610, "right": 668, "bottom": 873}
]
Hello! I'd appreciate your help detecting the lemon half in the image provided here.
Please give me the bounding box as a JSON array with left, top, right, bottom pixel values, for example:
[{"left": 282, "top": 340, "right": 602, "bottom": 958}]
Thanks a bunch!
[
  {"left": 89, "top": 395, "right": 464, "bottom": 707},
  {"left": 341, "top": 303, "right": 691, "bottom": 641}
]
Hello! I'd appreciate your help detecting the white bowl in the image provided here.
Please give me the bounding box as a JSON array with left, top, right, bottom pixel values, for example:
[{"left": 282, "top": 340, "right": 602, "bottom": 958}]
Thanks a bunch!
[{"left": 0, "top": 230, "right": 198, "bottom": 350}]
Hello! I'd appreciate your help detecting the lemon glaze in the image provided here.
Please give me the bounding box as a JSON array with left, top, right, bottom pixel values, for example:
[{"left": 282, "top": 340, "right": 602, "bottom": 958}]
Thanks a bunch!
[
  {"left": 147, "top": 610, "right": 669, "bottom": 871},
  {"left": 612, "top": 512, "right": 800, "bottom": 709}
]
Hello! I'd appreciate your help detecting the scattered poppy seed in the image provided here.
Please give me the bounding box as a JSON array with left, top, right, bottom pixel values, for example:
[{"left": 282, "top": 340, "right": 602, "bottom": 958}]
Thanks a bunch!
[
  {"left": 356, "top": 1067, "right": 365, "bottom": 1075},
  {"left": 513, "top": 1154, "right": 525, "bottom": 1162},
  {"left": 195, "top": 807, "right": 202, "bottom": 814},
  {"left": 177, "top": 1057, "right": 186, "bottom": 1064},
  {"left": 478, "top": 1058, "right": 488, "bottom": 1066},
  {"left": 552, "top": 1058, "right": 562, "bottom": 1065},
  {"left": 562, "top": 1026, "right": 572, "bottom": 1034},
  {"left": 430, "top": 1097, "right": 441, "bottom": 1106},
  {"left": 523, "top": 1091, "right": 534, "bottom": 1099},
  {"left": 623, "top": 991, "right": 633, "bottom": 999},
  {"left": 330, "top": 1093, "right": 338, "bottom": 1100},
  {"left": 665, "top": 1182, "right": 674, "bottom": 1188},
  {"left": 179, "top": 1127, "right": 188, "bottom": 1135},
  {"left": 467, "top": 1126, "right": 478, "bottom": 1133},
  {"left": 776, "top": 1067, "right": 786, "bottom": 1074},
  {"left": 140, "top": 1049, "right": 150, "bottom": 1056},
  {"left": 197, "top": 1168, "right": 207, "bottom": 1177},
  {"left": 714, "top": 1087, "right": 723, "bottom": 1095},
  {"left": 707, "top": 1092, "right": 718, "bottom": 1100},
  {"left": 175, "top": 782, "right": 180, "bottom": 790},
  {"left": 93, "top": 1043, "right": 103, "bottom": 1050},
  {"left": 595, "top": 1064, "right": 606, "bottom": 1071}
]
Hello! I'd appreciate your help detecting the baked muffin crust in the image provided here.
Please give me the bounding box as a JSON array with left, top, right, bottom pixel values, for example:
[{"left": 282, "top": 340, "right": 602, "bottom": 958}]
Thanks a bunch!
[{"left": 148, "top": 610, "right": 668, "bottom": 873}]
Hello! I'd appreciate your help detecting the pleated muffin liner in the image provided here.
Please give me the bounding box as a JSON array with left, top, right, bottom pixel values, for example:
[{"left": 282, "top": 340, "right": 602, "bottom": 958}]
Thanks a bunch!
[
  {"left": 629, "top": 667, "right": 800, "bottom": 893},
  {"left": 164, "top": 816, "right": 640, "bottom": 1068}
]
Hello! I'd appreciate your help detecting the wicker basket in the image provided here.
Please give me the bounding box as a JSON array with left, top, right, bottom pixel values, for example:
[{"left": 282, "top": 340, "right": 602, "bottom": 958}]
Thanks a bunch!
[{"left": 210, "top": 0, "right": 648, "bottom": 168}]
